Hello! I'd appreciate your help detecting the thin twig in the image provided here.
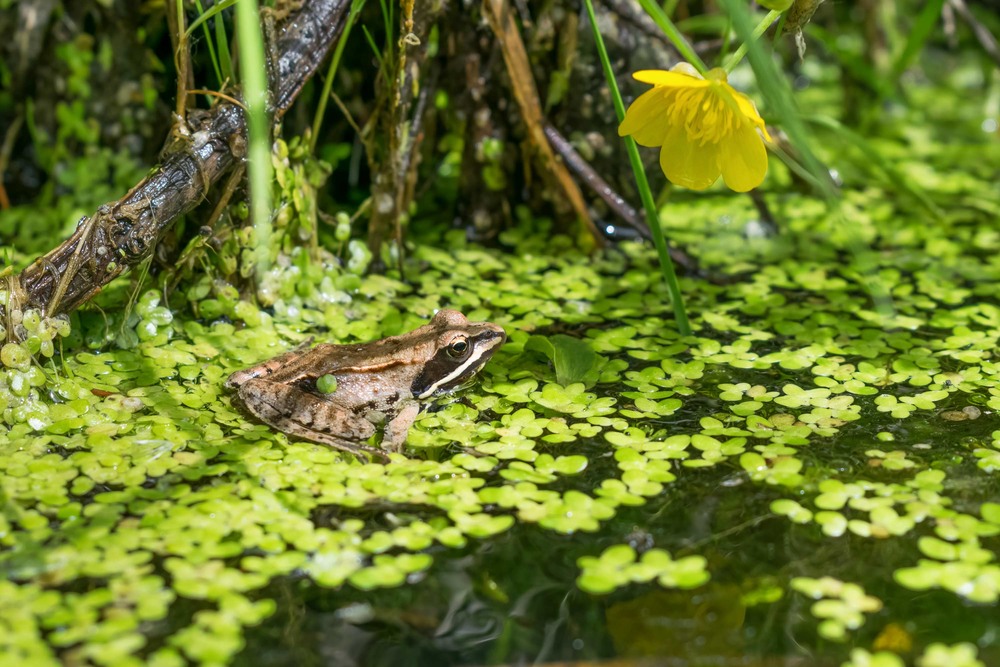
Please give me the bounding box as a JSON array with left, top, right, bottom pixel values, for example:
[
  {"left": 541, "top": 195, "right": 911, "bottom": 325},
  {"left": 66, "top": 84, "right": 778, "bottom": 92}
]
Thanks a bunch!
[
  {"left": 329, "top": 91, "right": 362, "bottom": 137},
  {"left": 187, "top": 89, "right": 247, "bottom": 110},
  {"left": 950, "top": 0, "right": 1000, "bottom": 67},
  {"left": 543, "top": 123, "right": 702, "bottom": 274}
]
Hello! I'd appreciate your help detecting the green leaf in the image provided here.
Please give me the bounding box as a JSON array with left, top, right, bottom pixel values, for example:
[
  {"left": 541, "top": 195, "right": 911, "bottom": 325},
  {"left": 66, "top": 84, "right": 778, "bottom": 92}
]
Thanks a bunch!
[
  {"left": 186, "top": 0, "right": 240, "bottom": 38},
  {"left": 891, "top": 0, "right": 947, "bottom": 79},
  {"left": 525, "top": 334, "right": 602, "bottom": 386}
]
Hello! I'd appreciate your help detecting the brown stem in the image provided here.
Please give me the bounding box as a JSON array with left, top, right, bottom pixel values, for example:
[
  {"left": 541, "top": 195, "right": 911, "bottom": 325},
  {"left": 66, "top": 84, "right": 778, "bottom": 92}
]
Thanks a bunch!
[
  {"left": 167, "top": 0, "right": 193, "bottom": 118},
  {"left": 542, "top": 123, "right": 648, "bottom": 240},
  {"left": 483, "top": 0, "right": 604, "bottom": 248},
  {"left": 542, "top": 123, "right": 701, "bottom": 275}
]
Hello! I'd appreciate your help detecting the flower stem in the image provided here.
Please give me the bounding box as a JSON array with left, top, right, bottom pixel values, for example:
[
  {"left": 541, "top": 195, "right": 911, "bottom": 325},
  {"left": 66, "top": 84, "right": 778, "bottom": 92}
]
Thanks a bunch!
[
  {"left": 634, "top": 0, "right": 710, "bottom": 76},
  {"left": 582, "top": 0, "right": 691, "bottom": 336},
  {"left": 724, "top": 9, "right": 783, "bottom": 73}
]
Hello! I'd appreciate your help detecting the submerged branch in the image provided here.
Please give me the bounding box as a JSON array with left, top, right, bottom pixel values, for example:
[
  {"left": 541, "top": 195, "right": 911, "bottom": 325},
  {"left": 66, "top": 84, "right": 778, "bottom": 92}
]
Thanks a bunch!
[{"left": 15, "top": 0, "right": 351, "bottom": 318}]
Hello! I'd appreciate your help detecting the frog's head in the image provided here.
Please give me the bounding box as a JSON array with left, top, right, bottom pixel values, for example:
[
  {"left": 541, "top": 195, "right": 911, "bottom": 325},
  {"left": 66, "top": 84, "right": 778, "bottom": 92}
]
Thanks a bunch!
[{"left": 412, "top": 309, "right": 506, "bottom": 399}]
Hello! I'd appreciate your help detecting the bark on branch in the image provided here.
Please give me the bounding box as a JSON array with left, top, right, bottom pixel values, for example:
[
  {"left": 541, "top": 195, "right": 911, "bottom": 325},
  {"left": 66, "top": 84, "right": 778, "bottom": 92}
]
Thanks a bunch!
[{"left": 14, "top": 0, "right": 351, "bottom": 318}]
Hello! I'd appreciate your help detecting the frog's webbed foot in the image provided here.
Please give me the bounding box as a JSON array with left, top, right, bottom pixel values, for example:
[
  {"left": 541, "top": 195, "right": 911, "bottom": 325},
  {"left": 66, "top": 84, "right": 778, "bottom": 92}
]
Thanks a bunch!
[{"left": 236, "top": 379, "right": 388, "bottom": 462}]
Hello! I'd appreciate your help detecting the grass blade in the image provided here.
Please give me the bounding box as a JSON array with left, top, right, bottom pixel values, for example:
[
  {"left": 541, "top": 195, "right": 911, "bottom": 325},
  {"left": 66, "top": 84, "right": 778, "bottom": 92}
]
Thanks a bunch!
[
  {"left": 216, "top": 10, "right": 233, "bottom": 83},
  {"left": 193, "top": 0, "right": 223, "bottom": 87},
  {"left": 235, "top": 0, "right": 273, "bottom": 282},
  {"left": 892, "top": 0, "right": 946, "bottom": 78},
  {"left": 310, "top": 0, "right": 367, "bottom": 152},
  {"left": 186, "top": 0, "right": 240, "bottom": 37}
]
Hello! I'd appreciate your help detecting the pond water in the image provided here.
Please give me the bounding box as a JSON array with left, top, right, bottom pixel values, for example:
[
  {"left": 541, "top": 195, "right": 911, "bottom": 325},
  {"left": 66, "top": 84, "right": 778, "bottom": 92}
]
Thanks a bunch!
[{"left": 233, "top": 405, "right": 1000, "bottom": 667}]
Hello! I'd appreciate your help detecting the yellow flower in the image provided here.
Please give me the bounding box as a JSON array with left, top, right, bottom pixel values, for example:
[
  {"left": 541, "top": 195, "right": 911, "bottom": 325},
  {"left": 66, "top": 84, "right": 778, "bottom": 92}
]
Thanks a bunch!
[{"left": 618, "top": 64, "right": 771, "bottom": 192}]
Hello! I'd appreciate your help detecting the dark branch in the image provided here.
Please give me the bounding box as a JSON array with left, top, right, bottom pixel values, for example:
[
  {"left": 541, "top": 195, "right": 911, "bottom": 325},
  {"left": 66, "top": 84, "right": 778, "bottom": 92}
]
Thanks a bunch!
[
  {"left": 16, "top": 0, "right": 351, "bottom": 317},
  {"left": 542, "top": 123, "right": 700, "bottom": 275}
]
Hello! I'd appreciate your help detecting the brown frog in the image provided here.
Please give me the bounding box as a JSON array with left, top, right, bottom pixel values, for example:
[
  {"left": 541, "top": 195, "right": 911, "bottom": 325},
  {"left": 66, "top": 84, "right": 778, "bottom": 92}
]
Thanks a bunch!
[{"left": 226, "top": 309, "right": 506, "bottom": 459}]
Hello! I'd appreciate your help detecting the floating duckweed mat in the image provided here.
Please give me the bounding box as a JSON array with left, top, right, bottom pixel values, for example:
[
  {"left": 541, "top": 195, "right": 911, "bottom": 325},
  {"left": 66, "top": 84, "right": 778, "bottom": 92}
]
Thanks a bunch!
[{"left": 3, "top": 109, "right": 1000, "bottom": 667}]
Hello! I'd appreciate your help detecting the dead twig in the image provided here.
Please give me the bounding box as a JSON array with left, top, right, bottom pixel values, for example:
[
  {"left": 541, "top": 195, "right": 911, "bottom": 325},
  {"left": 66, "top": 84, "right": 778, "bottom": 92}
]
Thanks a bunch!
[
  {"left": 542, "top": 123, "right": 648, "bottom": 240},
  {"left": 0, "top": 112, "right": 23, "bottom": 210},
  {"left": 542, "top": 123, "right": 701, "bottom": 274},
  {"left": 483, "top": 0, "right": 604, "bottom": 248}
]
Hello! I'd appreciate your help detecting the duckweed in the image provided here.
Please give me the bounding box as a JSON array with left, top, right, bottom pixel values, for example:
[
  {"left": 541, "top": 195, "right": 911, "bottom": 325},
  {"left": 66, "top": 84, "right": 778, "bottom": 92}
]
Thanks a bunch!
[
  {"left": 1, "top": 76, "right": 999, "bottom": 667},
  {"left": 791, "top": 577, "right": 883, "bottom": 641},
  {"left": 576, "top": 544, "right": 710, "bottom": 594}
]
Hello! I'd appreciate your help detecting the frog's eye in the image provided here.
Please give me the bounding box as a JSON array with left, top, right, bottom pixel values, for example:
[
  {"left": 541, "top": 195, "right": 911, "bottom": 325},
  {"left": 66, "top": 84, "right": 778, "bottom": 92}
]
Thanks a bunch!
[{"left": 448, "top": 338, "right": 469, "bottom": 357}]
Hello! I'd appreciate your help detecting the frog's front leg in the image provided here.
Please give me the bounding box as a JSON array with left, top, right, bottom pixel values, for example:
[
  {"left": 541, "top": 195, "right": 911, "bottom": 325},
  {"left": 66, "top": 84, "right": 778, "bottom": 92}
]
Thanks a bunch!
[
  {"left": 382, "top": 403, "right": 420, "bottom": 453},
  {"left": 236, "top": 378, "right": 387, "bottom": 461},
  {"left": 225, "top": 338, "right": 315, "bottom": 389}
]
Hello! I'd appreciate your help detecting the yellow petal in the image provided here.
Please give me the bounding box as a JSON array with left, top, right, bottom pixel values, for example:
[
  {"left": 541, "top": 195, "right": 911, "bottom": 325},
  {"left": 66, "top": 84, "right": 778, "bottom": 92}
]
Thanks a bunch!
[
  {"left": 618, "top": 87, "right": 672, "bottom": 146},
  {"left": 659, "top": 124, "right": 722, "bottom": 190},
  {"left": 730, "top": 88, "right": 770, "bottom": 137},
  {"left": 719, "top": 123, "right": 768, "bottom": 192},
  {"left": 633, "top": 69, "right": 709, "bottom": 88}
]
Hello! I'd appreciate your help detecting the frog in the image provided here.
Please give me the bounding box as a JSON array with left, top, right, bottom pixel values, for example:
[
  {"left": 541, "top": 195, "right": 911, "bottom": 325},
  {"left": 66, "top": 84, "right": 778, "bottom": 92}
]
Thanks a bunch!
[{"left": 225, "top": 309, "right": 506, "bottom": 459}]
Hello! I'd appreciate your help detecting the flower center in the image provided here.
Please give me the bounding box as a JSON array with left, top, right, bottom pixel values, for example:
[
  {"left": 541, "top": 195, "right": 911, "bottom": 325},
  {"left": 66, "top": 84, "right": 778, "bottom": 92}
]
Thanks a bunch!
[{"left": 666, "top": 84, "right": 743, "bottom": 147}]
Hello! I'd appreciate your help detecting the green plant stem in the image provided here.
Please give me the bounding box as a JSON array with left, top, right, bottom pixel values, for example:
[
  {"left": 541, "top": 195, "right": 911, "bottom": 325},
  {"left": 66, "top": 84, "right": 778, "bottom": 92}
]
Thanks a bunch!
[
  {"left": 310, "top": 0, "right": 366, "bottom": 153},
  {"left": 635, "top": 0, "right": 709, "bottom": 75},
  {"left": 193, "top": 0, "right": 223, "bottom": 87},
  {"left": 773, "top": 11, "right": 789, "bottom": 43},
  {"left": 724, "top": 9, "right": 782, "bottom": 72},
  {"left": 583, "top": 0, "right": 691, "bottom": 336},
  {"left": 235, "top": 0, "right": 273, "bottom": 282}
]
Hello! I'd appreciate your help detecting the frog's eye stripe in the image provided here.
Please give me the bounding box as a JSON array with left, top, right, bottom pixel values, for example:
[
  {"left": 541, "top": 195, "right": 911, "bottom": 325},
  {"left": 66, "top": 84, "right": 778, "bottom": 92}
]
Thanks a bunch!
[{"left": 415, "top": 332, "right": 502, "bottom": 399}]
